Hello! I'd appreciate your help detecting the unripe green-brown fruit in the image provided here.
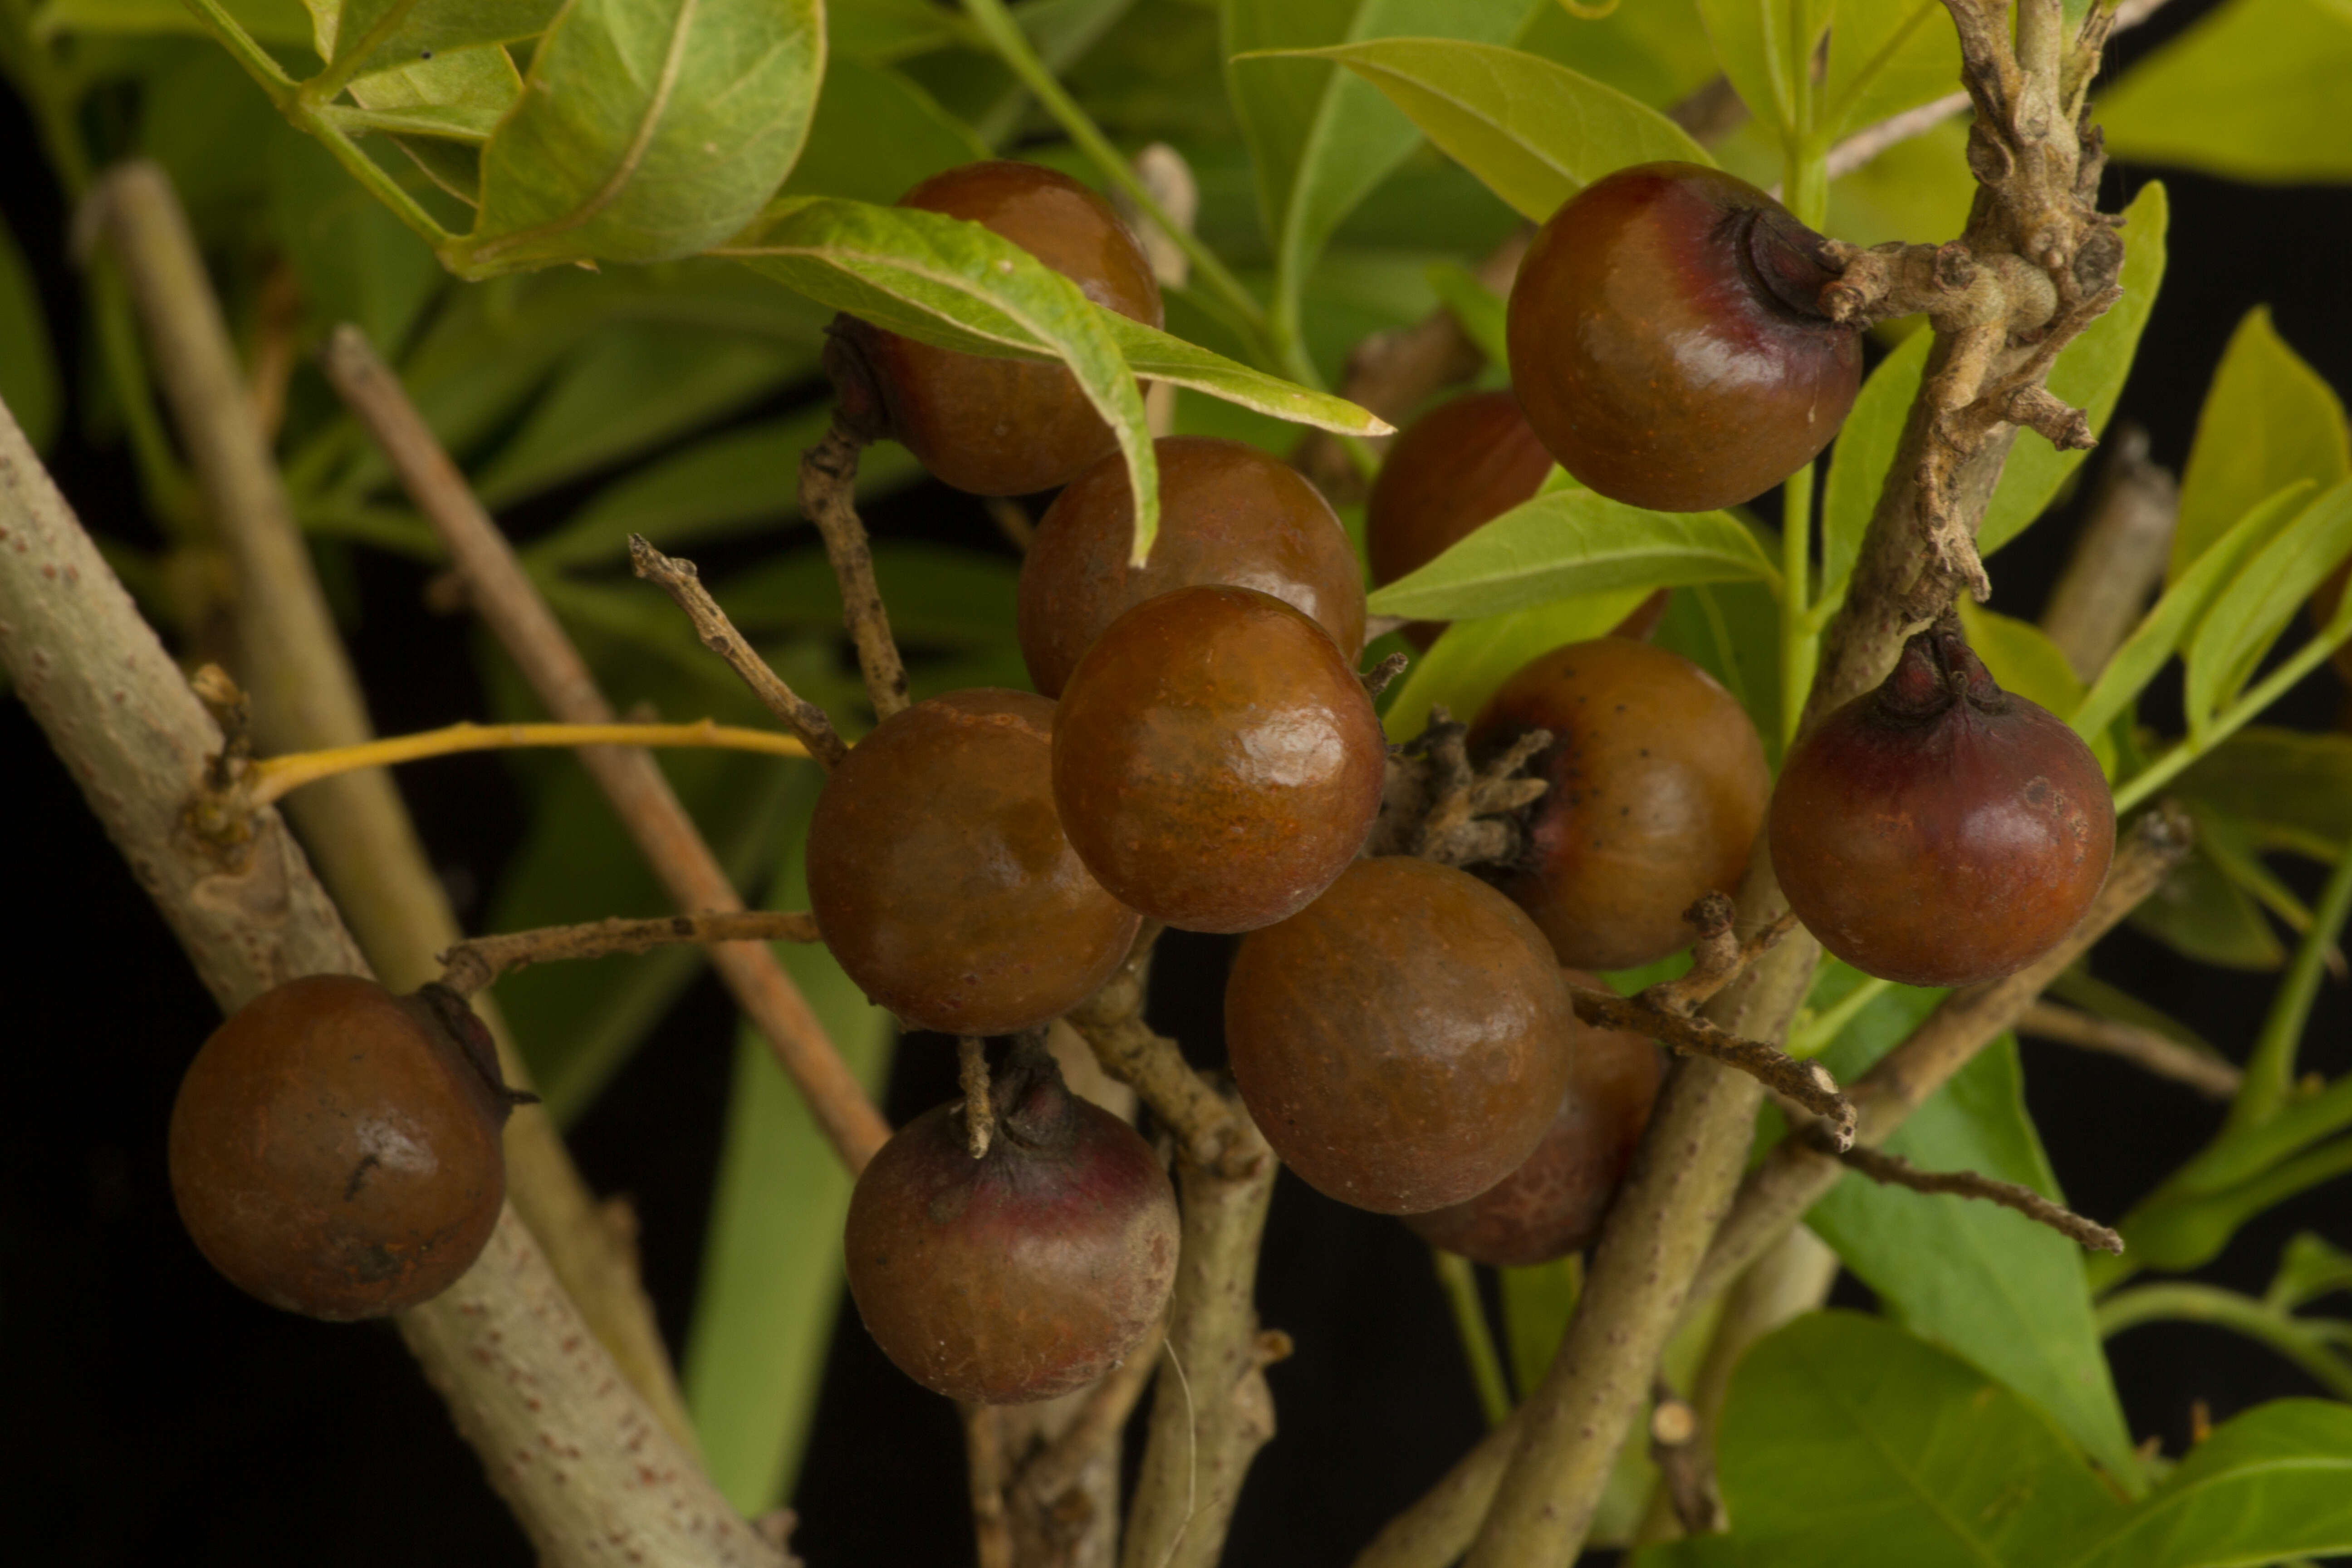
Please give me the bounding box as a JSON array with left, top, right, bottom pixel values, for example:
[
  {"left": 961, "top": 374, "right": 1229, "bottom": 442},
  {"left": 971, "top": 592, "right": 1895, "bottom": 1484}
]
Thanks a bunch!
[
  {"left": 1053, "top": 585, "right": 1385, "bottom": 933},
  {"left": 1225, "top": 857, "right": 1580, "bottom": 1214},
  {"left": 1366, "top": 390, "right": 1555, "bottom": 651},
  {"left": 807, "top": 689, "right": 1141, "bottom": 1036},
  {"left": 1019, "top": 435, "right": 1366, "bottom": 696},
  {"left": 1507, "top": 161, "right": 1862, "bottom": 511},
  {"left": 843, "top": 1043, "right": 1178, "bottom": 1404},
  {"left": 1469, "top": 638, "right": 1769, "bottom": 971},
  {"left": 168, "top": 975, "right": 519, "bottom": 1320},
  {"left": 827, "top": 161, "right": 1163, "bottom": 496},
  {"left": 1406, "top": 974, "right": 1664, "bottom": 1265},
  {"left": 1770, "top": 621, "right": 2115, "bottom": 987}
]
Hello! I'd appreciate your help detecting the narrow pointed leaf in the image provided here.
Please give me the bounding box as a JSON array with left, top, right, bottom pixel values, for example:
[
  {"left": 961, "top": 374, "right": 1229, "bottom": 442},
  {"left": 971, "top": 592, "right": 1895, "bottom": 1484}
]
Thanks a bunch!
[
  {"left": 2097, "top": 0, "right": 2352, "bottom": 184},
  {"left": 2169, "top": 307, "right": 2351, "bottom": 579},
  {"left": 2185, "top": 478, "right": 2352, "bottom": 738},
  {"left": 1381, "top": 588, "right": 1656, "bottom": 742}
]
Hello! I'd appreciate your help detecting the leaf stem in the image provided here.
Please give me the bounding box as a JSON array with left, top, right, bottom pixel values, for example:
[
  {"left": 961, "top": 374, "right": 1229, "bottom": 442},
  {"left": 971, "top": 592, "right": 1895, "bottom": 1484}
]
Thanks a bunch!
[
  {"left": 245, "top": 719, "right": 813, "bottom": 806},
  {"left": 1434, "top": 1251, "right": 1512, "bottom": 1429},
  {"left": 2229, "top": 830, "right": 2352, "bottom": 1132},
  {"left": 1779, "top": 459, "right": 1816, "bottom": 750},
  {"left": 956, "top": 0, "right": 1270, "bottom": 352},
  {"left": 175, "top": 0, "right": 298, "bottom": 103},
  {"left": 2097, "top": 1281, "right": 2352, "bottom": 1400},
  {"left": 2112, "top": 614, "right": 2352, "bottom": 814}
]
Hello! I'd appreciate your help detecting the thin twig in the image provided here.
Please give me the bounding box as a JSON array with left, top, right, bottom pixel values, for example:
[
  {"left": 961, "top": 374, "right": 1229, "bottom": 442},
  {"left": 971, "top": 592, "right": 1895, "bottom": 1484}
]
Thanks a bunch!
[
  {"left": 438, "top": 911, "right": 823, "bottom": 999},
  {"left": 2018, "top": 1000, "right": 2242, "bottom": 1099},
  {"left": 1065, "top": 926, "right": 1249, "bottom": 1177},
  {"left": 627, "top": 536, "right": 851, "bottom": 769},
  {"left": 0, "top": 396, "right": 781, "bottom": 1566},
  {"left": 321, "top": 324, "right": 893, "bottom": 1173},
  {"left": 2040, "top": 425, "right": 2179, "bottom": 682},
  {"left": 965, "top": 1403, "right": 1016, "bottom": 1568},
  {"left": 960, "top": 1036, "right": 997, "bottom": 1160},
  {"left": 1361, "top": 651, "right": 1409, "bottom": 700},
  {"left": 1649, "top": 895, "right": 1804, "bottom": 1016},
  {"left": 237, "top": 719, "right": 811, "bottom": 808},
  {"left": 1815, "top": 1137, "right": 2123, "bottom": 1252},
  {"left": 1646, "top": 1382, "right": 1726, "bottom": 1537},
  {"left": 1017, "top": 1322, "right": 1166, "bottom": 1506},
  {"left": 800, "top": 422, "right": 910, "bottom": 721},
  {"left": 1569, "top": 985, "right": 1854, "bottom": 1146}
]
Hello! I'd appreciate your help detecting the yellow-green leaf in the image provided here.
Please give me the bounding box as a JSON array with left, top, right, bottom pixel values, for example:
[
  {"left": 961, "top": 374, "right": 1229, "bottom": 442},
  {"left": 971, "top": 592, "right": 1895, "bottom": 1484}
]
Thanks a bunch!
[
  {"left": 2170, "top": 307, "right": 2352, "bottom": 580},
  {"left": 2098, "top": 0, "right": 2352, "bottom": 185}
]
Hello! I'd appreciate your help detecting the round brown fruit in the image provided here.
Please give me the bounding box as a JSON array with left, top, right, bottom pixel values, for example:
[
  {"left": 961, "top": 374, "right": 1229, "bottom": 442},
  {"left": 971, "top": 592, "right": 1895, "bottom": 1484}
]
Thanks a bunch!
[
  {"left": 1469, "top": 638, "right": 1769, "bottom": 971},
  {"left": 1406, "top": 973, "right": 1665, "bottom": 1265},
  {"left": 808, "top": 688, "right": 1141, "bottom": 1036},
  {"left": 1506, "top": 161, "right": 1861, "bottom": 511},
  {"left": 1366, "top": 390, "right": 1555, "bottom": 650},
  {"left": 1225, "top": 857, "right": 1580, "bottom": 1214},
  {"left": 843, "top": 1040, "right": 1178, "bottom": 1404},
  {"left": 168, "top": 975, "right": 518, "bottom": 1320},
  {"left": 1053, "top": 585, "right": 1385, "bottom": 933},
  {"left": 1019, "top": 435, "right": 1366, "bottom": 696},
  {"left": 1770, "top": 620, "right": 2116, "bottom": 987},
  {"left": 827, "top": 160, "right": 1163, "bottom": 496}
]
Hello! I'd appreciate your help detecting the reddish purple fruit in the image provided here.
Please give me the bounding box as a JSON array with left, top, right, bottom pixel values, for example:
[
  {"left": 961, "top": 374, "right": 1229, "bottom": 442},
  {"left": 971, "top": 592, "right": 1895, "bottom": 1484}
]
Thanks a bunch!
[
  {"left": 1507, "top": 161, "right": 1862, "bottom": 511},
  {"left": 843, "top": 1041, "right": 1179, "bottom": 1405},
  {"left": 1770, "top": 620, "right": 2116, "bottom": 987},
  {"left": 827, "top": 160, "right": 1163, "bottom": 497},
  {"left": 1225, "top": 857, "right": 1580, "bottom": 1215},
  {"left": 168, "top": 975, "right": 520, "bottom": 1320},
  {"left": 1020, "top": 435, "right": 1366, "bottom": 696},
  {"left": 1406, "top": 973, "right": 1665, "bottom": 1266},
  {"left": 807, "top": 689, "right": 1140, "bottom": 1036}
]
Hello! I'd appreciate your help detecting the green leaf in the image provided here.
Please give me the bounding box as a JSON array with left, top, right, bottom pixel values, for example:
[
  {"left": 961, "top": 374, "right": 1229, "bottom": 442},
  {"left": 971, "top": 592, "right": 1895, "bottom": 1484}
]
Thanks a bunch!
[
  {"left": 331, "top": 43, "right": 523, "bottom": 142},
  {"left": 1959, "top": 602, "right": 2114, "bottom": 775},
  {"left": 2170, "top": 308, "right": 2352, "bottom": 581},
  {"left": 718, "top": 543, "right": 1024, "bottom": 650},
  {"left": 1512, "top": 0, "right": 1720, "bottom": 114},
  {"left": 2073, "top": 482, "right": 2318, "bottom": 744},
  {"left": 1366, "top": 492, "right": 1777, "bottom": 620},
  {"left": 1500, "top": 1254, "right": 1579, "bottom": 1399},
  {"left": 307, "top": 0, "right": 562, "bottom": 77},
  {"left": 472, "top": 322, "right": 811, "bottom": 508},
  {"left": 1697, "top": 0, "right": 1832, "bottom": 147},
  {"left": 265, "top": 127, "right": 445, "bottom": 356},
  {"left": 829, "top": 0, "right": 971, "bottom": 64},
  {"left": 781, "top": 55, "right": 990, "bottom": 205},
  {"left": 34, "top": 0, "right": 315, "bottom": 46},
  {"left": 1656, "top": 576, "right": 1784, "bottom": 765},
  {"left": 2129, "top": 825, "right": 2290, "bottom": 973},
  {"left": 2098, "top": 0, "right": 2352, "bottom": 184},
  {"left": 449, "top": 0, "right": 823, "bottom": 274},
  {"left": 2175, "top": 726, "right": 2352, "bottom": 862},
  {"left": 2184, "top": 479, "right": 2352, "bottom": 739},
  {"left": 1823, "top": 0, "right": 1959, "bottom": 141},
  {"left": 2036, "top": 1401, "right": 2352, "bottom": 1568},
  {"left": 685, "top": 765, "right": 896, "bottom": 1514},
  {"left": 1808, "top": 1034, "right": 2144, "bottom": 1486},
  {"left": 720, "top": 193, "right": 1161, "bottom": 559},
  {"left": 1635, "top": 1312, "right": 2126, "bottom": 1568},
  {"left": 2271, "top": 1231, "right": 2352, "bottom": 1311},
  {"left": 1819, "top": 326, "right": 1930, "bottom": 613},
  {"left": 1380, "top": 587, "right": 1654, "bottom": 741},
  {"left": 0, "top": 209, "right": 61, "bottom": 453},
  {"left": 1423, "top": 258, "right": 1509, "bottom": 367},
  {"left": 1226, "top": 4, "right": 1535, "bottom": 343},
  {"left": 1102, "top": 311, "right": 1393, "bottom": 436},
  {"left": 1260, "top": 38, "right": 1712, "bottom": 225},
  {"left": 1978, "top": 183, "right": 2170, "bottom": 558}
]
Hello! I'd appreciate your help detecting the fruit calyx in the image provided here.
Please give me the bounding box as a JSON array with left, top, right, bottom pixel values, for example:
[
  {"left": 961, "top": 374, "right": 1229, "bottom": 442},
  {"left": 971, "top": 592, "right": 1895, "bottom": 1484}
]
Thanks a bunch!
[
  {"left": 1876, "top": 618, "right": 2009, "bottom": 723},
  {"left": 402, "top": 982, "right": 538, "bottom": 1122},
  {"left": 965, "top": 1032, "right": 1079, "bottom": 1157},
  {"left": 1738, "top": 205, "right": 1847, "bottom": 324}
]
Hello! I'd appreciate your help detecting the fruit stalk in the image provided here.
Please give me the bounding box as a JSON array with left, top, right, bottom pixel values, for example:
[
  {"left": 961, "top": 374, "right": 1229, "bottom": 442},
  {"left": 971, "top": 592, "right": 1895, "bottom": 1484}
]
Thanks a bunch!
[
  {"left": 438, "top": 911, "right": 826, "bottom": 1000},
  {"left": 323, "top": 326, "right": 894, "bottom": 1173},
  {"left": 0, "top": 396, "right": 782, "bottom": 1567},
  {"left": 799, "top": 422, "right": 913, "bottom": 722},
  {"left": 87, "top": 161, "right": 700, "bottom": 1445},
  {"left": 1815, "top": 1139, "right": 2122, "bottom": 1252}
]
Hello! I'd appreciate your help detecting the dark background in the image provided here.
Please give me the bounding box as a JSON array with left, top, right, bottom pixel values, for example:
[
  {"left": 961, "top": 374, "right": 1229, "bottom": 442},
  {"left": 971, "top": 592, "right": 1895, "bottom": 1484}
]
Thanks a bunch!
[{"left": 5, "top": 3, "right": 2351, "bottom": 1563}]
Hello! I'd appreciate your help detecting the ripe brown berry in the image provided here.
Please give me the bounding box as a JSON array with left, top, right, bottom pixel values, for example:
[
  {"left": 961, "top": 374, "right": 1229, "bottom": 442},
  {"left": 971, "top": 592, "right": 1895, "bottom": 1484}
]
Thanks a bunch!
[
  {"left": 827, "top": 160, "right": 1163, "bottom": 496},
  {"left": 1469, "top": 638, "right": 1769, "bottom": 971},
  {"left": 1406, "top": 975, "right": 1664, "bottom": 1265},
  {"left": 168, "top": 975, "right": 518, "bottom": 1320},
  {"left": 1019, "top": 435, "right": 1366, "bottom": 696},
  {"left": 1053, "top": 585, "right": 1385, "bottom": 933},
  {"left": 1770, "top": 621, "right": 2116, "bottom": 987},
  {"left": 807, "top": 689, "right": 1141, "bottom": 1035},
  {"left": 1366, "top": 390, "right": 1555, "bottom": 650},
  {"left": 1225, "top": 857, "right": 1579, "bottom": 1214},
  {"left": 843, "top": 1040, "right": 1178, "bottom": 1404},
  {"left": 1506, "top": 161, "right": 1862, "bottom": 511}
]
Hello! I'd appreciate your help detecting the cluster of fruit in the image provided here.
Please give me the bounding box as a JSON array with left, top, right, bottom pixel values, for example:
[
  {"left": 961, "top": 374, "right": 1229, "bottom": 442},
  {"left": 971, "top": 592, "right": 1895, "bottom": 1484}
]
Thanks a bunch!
[{"left": 164, "top": 161, "right": 2117, "bottom": 1416}]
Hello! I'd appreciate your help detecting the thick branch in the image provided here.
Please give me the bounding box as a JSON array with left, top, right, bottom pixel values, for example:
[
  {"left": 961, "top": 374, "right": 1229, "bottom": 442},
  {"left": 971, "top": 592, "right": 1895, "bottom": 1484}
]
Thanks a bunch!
[
  {"left": 0, "top": 395, "right": 779, "bottom": 1566},
  {"left": 2017, "top": 999, "right": 2242, "bottom": 1099},
  {"left": 2040, "top": 425, "right": 2179, "bottom": 682},
  {"left": 84, "top": 161, "right": 695, "bottom": 1445},
  {"left": 800, "top": 424, "right": 910, "bottom": 721},
  {"left": 440, "top": 911, "right": 823, "bottom": 999},
  {"left": 627, "top": 536, "right": 850, "bottom": 769},
  {"left": 321, "top": 325, "right": 892, "bottom": 1173},
  {"left": 1065, "top": 926, "right": 1249, "bottom": 1177},
  {"left": 1820, "top": 1138, "right": 2123, "bottom": 1252}
]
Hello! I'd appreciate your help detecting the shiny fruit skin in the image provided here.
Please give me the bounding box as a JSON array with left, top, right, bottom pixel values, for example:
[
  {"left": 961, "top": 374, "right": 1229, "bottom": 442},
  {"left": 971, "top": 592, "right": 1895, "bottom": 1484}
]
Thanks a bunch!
[
  {"left": 1406, "top": 974, "right": 1664, "bottom": 1265},
  {"left": 1470, "top": 638, "right": 1769, "bottom": 970},
  {"left": 1506, "top": 161, "right": 1861, "bottom": 511},
  {"left": 844, "top": 1049, "right": 1178, "bottom": 1405},
  {"left": 1225, "top": 857, "right": 1580, "bottom": 1215},
  {"left": 1020, "top": 436, "right": 1367, "bottom": 696},
  {"left": 808, "top": 689, "right": 1141, "bottom": 1034},
  {"left": 1770, "top": 623, "right": 2116, "bottom": 987},
  {"left": 167, "top": 975, "right": 511, "bottom": 1320},
  {"left": 831, "top": 161, "right": 1162, "bottom": 496},
  {"left": 1366, "top": 390, "right": 1556, "bottom": 650},
  {"left": 1052, "top": 585, "right": 1386, "bottom": 933}
]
